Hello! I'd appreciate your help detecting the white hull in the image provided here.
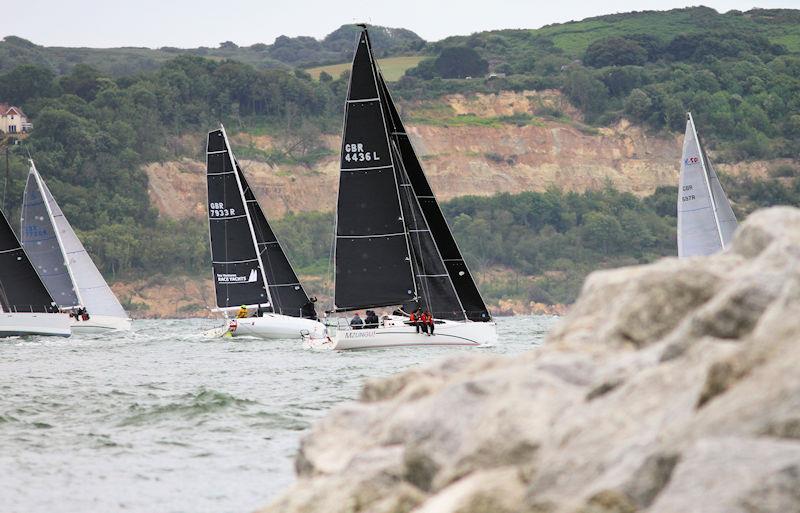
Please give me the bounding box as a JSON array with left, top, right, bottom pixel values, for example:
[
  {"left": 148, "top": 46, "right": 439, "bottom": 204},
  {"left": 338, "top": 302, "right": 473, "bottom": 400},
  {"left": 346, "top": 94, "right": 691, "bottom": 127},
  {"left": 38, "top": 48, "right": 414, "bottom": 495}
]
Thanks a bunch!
[
  {"left": 204, "top": 313, "right": 325, "bottom": 340},
  {"left": 312, "top": 316, "right": 497, "bottom": 350},
  {"left": 70, "top": 315, "right": 132, "bottom": 334},
  {"left": 0, "top": 312, "right": 72, "bottom": 338}
]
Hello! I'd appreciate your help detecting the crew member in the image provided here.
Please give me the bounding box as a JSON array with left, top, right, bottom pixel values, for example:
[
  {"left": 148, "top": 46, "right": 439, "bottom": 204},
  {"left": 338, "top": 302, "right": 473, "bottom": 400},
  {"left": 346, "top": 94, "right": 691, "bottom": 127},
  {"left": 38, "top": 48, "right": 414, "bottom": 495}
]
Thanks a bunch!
[
  {"left": 350, "top": 312, "right": 364, "bottom": 329},
  {"left": 236, "top": 305, "right": 249, "bottom": 318},
  {"left": 423, "top": 310, "right": 435, "bottom": 335},
  {"left": 409, "top": 309, "right": 419, "bottom": 333},
  {"left": 364, "top": 310, "right": 379, "bottom": 329}
]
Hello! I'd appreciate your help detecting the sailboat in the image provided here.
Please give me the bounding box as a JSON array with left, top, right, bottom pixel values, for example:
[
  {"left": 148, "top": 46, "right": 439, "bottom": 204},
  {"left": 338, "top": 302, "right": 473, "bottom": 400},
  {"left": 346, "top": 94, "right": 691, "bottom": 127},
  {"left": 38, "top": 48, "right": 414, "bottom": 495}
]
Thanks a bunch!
[
  {"left": 20, "top": 160, "right": 131, "bottom": 333},
  {"left": 677, "top": 113, "right": 738, "bottom": 258},
  {"left": 1, "top": 207, "right": 71, "bottom": 337},
  {"left": 314, "top": 26, "right": 497, "bottom": 350},
  {"left": 204, "top": 126, "right": 325, "bottom": 339}
]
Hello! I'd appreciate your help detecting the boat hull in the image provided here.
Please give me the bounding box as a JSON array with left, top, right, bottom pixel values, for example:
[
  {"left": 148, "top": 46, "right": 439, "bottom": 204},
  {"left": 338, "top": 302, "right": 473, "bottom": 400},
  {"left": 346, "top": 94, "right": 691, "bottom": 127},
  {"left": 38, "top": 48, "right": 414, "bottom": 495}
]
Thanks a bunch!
[
  {"left": 319, "top": 317, "right": 497, "bottom": 350},
  {"left": 205, "top": 313, "right": 325, "bottom": 340},
  {"left": 70, "top": 315, "right": 132, "bottom": 334},
  {"left": 0, "top": 312, "right": 72, "bottom": 338}
]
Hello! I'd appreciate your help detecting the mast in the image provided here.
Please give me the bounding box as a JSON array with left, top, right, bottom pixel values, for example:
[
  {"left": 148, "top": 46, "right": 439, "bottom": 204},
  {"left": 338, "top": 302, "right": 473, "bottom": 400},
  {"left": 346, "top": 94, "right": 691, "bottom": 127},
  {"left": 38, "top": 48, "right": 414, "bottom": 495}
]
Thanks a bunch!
[
  {"left": 688, "top": 113, "right": 725, "bottom": 249},
  {"left": 28, "top": 160, "right": 83, "bottom": 308}
]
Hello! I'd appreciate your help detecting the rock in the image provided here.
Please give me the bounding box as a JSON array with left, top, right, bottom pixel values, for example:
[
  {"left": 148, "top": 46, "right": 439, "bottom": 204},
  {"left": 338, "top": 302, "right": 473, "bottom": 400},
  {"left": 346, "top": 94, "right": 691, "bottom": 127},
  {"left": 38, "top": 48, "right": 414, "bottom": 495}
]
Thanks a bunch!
[{"left": 260, "top": 207, "right": 800, "bottom": 513}]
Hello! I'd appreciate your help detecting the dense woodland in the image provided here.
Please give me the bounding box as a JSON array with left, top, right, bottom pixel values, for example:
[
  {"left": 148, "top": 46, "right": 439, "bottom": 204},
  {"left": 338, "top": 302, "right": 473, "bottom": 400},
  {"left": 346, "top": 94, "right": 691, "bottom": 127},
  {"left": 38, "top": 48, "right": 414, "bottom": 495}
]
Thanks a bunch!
[{"left": 1, "top": 6, "right": 799, "bottom": 305}]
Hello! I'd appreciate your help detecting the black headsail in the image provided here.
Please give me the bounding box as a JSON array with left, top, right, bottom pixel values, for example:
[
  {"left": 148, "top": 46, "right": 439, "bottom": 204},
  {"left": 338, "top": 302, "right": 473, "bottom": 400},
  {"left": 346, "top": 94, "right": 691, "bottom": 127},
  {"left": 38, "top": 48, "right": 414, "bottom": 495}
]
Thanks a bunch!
[
  {"left": 206, "top": 127, "right": 314, "bottom": 318},
  {"left": 333, "top": 28, "right": 417, "bottom": 312},
  {"left": 0, "top": 208, "right": 58, "bottom": 313},
  {"left": 370, "top": 28, "right": 492, "bottom": 322}
]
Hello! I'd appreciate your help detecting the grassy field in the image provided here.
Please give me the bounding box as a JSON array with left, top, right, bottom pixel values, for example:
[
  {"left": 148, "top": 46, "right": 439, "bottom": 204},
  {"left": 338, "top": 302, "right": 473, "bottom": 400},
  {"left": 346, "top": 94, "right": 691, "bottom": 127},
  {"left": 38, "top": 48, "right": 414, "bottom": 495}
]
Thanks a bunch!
[{"left": 305, "top": 55, "right": 427, "bottom": 81}]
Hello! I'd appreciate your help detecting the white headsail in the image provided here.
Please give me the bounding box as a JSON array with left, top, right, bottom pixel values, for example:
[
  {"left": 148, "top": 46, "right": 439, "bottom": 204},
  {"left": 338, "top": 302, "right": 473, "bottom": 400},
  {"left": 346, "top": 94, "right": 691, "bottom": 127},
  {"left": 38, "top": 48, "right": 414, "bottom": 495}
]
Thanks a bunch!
[
  {"left": 677, "top": 113, "right": 737, "bottom": 258},
  {"left": 22, "top": 162, "right": 128, "bottom": 320}
]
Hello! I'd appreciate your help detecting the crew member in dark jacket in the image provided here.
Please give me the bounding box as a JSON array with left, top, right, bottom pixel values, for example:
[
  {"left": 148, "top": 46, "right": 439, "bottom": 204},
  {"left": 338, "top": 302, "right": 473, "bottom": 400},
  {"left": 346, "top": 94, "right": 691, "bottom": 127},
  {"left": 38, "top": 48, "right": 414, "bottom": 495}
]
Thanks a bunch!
[
  {"left": 364, "top": 310, "right": 379, "bottom": 329},
  {"left": 350, "top": 312, "right": 364, "bottom": 329}
]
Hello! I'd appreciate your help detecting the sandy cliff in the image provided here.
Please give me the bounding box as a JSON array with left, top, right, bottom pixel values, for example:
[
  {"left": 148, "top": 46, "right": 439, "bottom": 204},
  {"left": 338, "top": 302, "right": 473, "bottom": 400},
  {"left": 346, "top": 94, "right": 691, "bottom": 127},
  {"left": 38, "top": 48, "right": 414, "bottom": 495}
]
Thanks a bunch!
[
  {"left": 145, "top": 91, "right": 783, "bottom": 221},
  {"left": 260, "top": 206, "right": 800, "bottom": 513}
]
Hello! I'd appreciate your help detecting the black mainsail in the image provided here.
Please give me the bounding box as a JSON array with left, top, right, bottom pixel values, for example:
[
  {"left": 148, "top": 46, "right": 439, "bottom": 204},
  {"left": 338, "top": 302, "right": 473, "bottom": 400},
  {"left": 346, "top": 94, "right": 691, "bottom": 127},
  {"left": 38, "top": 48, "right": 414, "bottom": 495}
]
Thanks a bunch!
[
  {"left": 333, "top": 27, "right": 491, "bottom": 321},
  {"left": 0, "top": 208, "right": 58, "bottom": 313},
  {"left": 206, "top": 127, "right": 314, "bottom": 318}
]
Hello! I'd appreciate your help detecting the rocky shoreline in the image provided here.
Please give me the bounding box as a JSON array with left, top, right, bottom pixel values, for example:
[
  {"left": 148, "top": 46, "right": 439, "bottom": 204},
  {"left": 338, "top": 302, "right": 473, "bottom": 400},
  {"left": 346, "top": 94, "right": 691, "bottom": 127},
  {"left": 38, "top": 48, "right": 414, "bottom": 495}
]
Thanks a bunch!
[{"left": 260, "top": 207, "right": 800, "bottom": 513}]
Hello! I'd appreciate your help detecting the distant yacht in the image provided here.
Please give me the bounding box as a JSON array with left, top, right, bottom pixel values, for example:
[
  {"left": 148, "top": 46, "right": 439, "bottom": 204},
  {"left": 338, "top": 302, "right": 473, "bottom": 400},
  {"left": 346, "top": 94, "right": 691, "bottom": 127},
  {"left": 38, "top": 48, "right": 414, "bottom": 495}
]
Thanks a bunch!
[
  {"left": 0, "top": 206, "right": 71, "bottom": 337},
  {"left": 21, "top": 160, "right": 131, "bottom": 333},
  {"left": 203, "top": 125, "right": 325, "bottom": 339},
  {"left": 677, "top": 113, "right": 738, "bottom": 257}
]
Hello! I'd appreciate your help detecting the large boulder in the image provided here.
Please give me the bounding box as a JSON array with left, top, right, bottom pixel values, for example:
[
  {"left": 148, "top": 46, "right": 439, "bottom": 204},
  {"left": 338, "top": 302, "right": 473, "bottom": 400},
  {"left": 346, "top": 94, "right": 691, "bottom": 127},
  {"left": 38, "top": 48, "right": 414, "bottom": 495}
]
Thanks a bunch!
[{"left": 261, "top": 207, "right": 800, "bottom": 513}]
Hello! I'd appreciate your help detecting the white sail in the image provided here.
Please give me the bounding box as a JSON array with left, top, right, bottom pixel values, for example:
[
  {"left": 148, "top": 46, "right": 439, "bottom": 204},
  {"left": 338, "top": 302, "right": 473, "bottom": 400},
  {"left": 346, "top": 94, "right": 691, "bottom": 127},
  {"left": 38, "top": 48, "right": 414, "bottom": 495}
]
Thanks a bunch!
[
  {"left": 706, "top": 158, "right": 738, "bottom": 246},
  {"left": 31, "top": 164, "right": 128, "bottom": 319},
  {"left": 678, "top": 114, "right": 727, "bottom": 258}
]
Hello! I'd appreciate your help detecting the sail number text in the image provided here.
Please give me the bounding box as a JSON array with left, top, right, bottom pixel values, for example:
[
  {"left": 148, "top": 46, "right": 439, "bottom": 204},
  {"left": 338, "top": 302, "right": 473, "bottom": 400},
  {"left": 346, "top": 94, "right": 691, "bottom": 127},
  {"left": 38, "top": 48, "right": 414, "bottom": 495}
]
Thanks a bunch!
[
  {"left": 344, "top": 142, "right": 380, "bottom": 163},
  {"left": 681, "top": 184, "right": 695, "bottom": 202},
  {"left": 209, "top": 202, "right": 237, "bottom": 217}
]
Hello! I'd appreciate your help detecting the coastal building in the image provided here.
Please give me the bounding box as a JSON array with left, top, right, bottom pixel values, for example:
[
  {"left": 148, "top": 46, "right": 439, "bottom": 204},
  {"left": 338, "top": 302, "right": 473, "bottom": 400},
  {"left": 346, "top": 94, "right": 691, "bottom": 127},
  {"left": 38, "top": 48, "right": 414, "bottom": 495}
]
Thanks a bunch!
[{"left": 0, "top": 104, "right": 33, "bottom": 134}]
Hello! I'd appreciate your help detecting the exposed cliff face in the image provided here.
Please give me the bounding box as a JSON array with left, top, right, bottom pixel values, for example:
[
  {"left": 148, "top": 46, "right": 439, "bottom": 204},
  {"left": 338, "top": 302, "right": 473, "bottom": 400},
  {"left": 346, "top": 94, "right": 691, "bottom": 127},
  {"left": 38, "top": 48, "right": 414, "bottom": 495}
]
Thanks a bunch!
[
  {"left": 145, "top": 91, "right": 783, "bottom": 221},
  {"left": 260, "top": 206, "right": 800, "bottom": 513}
]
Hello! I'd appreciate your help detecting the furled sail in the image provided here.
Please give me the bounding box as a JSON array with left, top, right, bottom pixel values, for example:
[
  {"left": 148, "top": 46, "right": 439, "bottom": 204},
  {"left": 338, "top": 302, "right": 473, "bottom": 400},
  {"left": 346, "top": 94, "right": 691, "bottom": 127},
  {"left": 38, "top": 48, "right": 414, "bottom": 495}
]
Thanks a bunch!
[
  {"left": 677, "top": 113, "right": 738, "bottom": 257},
  {"left": 206, "top": 126, "right": 314, "bottom": 318},
  {"left": 333, "top": 29, "right": 417, "bottom": 312},
  {"left": 0, "top": 207, "right": 58, "bottom": 313},
  {"left": 21, "top": 162, "right": 127, "bottom": 319}
]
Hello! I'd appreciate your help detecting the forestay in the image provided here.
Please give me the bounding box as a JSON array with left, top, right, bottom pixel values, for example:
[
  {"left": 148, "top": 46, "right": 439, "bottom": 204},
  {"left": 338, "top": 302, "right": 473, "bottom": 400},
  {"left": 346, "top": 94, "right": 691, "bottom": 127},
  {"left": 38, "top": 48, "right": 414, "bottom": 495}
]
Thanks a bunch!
[
  {"left": 0, "top": 207, "right": 58, "bottom": 313},
  {"left": 206, "top": 127, "right": 313, "bottom": 317},
  {"left": 21, "top": 162, "right": 127, "bottom": 319},
  {"left": 677, "top": 113, "right": 738, "bottom": 258}
]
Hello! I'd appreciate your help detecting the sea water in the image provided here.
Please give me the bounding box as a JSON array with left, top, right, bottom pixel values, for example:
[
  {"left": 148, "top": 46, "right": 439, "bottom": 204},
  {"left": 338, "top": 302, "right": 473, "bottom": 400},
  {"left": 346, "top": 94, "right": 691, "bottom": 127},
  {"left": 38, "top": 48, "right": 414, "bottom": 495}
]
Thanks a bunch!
[{"left": 0, "top": 316, "right": 557, "bottom": 513}]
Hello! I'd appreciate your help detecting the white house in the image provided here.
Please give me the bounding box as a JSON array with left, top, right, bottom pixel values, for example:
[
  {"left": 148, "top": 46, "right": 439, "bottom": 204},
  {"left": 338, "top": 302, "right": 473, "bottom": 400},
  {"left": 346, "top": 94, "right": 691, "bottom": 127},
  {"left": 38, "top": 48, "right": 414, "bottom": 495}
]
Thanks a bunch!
[{"left": 0, "top": 104, "right": 32, "bottom": 134}]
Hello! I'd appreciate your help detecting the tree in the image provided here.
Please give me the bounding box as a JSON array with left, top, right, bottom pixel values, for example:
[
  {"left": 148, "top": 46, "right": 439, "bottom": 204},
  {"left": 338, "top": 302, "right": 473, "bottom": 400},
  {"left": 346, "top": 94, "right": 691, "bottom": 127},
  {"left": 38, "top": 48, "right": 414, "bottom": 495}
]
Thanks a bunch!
[
  {"left": 584, "top": 37, "right": 647, "bottom": 68},
  {"left": 433, "top": 46, "right": 488, "bottom": 79},
  {"left": 624, "top": 88, "right": 653, "bottom": 121},
  {"left": 0, "top": 64, "right": 59, "bottom": 104}
]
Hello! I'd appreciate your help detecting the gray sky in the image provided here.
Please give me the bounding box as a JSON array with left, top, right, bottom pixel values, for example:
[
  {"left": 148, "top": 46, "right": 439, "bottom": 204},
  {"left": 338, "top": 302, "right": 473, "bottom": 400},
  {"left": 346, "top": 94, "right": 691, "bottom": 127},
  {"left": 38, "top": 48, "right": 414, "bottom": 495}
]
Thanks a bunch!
[{"left": 5, "top": 0, "right": 798, "bottom": 48}]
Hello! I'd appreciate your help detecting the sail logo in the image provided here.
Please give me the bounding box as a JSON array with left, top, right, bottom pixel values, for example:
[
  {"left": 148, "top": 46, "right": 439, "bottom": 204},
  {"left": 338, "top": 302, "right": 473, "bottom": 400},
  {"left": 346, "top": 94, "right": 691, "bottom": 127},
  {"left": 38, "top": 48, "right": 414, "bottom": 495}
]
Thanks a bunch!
[
  {"left": 344, "top": 142, "right": 380, "bottom": 163},
  {"left": 684, "top": 156, "right": 700, "bottom": 165},
  {"left": 217, "top": 269, "right": 258, "bottom": 284}
]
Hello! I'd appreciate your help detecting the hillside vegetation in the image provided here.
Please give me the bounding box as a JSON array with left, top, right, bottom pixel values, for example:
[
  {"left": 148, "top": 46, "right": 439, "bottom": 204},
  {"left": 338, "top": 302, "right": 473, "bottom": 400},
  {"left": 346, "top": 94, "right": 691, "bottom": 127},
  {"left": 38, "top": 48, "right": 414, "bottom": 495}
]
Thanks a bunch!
[{"left": 0, "top": 6, "right": 798, "bottom": 306}]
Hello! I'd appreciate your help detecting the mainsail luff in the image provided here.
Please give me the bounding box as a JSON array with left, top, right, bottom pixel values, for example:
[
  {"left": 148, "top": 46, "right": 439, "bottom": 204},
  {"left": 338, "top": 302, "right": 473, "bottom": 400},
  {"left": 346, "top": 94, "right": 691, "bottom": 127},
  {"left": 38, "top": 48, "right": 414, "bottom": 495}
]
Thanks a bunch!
[
  {"left": 371, "top": 38, "right": 492, "bottom": 322},
  {"left": 332, "top": 28, "right": 417, "bottom": 312},
  {"left": 690, "top": 113, "right": 725, "bottom": 248}
]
